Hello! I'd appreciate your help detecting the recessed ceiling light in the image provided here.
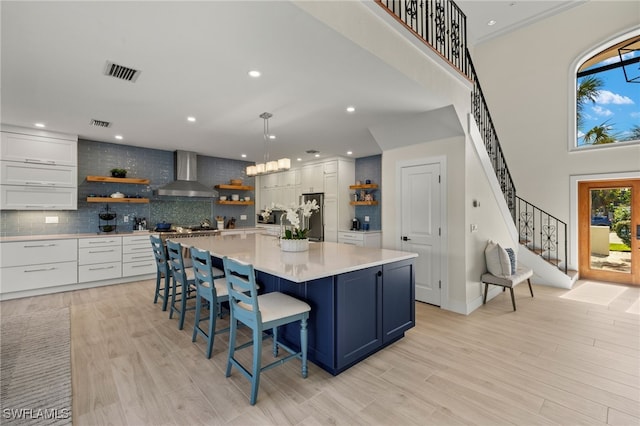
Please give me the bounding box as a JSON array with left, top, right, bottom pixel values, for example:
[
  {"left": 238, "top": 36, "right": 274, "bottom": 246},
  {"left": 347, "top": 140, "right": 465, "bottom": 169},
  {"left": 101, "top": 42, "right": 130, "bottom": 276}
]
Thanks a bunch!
[
  {"left": 187, "top": 116, "right": 196, "bottom": 122},
  {"left": 347, "top": 151, "right": 353, "bottom": 155},
  {"left": 346, "top": 106, "right": 355, "bottom": 113},
  {"left": 248, "top": 70, "right": 261, "bottom": 78},
  {"left": 269, "top": 135, "right": 276, "bottom": 140},
  {"left": 34, "top": 123, "right": 45, "bottom": 128},
  {"left": 487, "top": 20, "right": 497, "bottom": 26},
  {"left": 297, "top": 158, "right": 302, "bottom": 162},
  {"left": 314, "top": 154, "right": 320, "bottom": 158},
  {"left": 115, "top": 135, "right": 123, "bottom": 140},
  {"left": 241, "top": 154, "right": 247, "bottom": 158}
]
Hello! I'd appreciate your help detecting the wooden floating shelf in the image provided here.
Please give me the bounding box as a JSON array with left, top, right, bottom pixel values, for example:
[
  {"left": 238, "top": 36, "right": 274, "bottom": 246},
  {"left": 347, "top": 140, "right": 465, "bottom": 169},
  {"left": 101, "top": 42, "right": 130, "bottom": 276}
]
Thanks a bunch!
[
  {"left": 217, "top": 200, "right": 254, "bottom": 205},
  {"left": 214, "top": 184, "right": 254, "bottom": 191},
  {"left": 350, "top": 184, "right": 378, "bottom": 190},
  {"left": 87, "top": 197, "right": 149, "bottom": 204},
  {"left": 87, "top": 176, "right": 150, "bottom": 185},
  {"left": 350, "top": 201, "right": 379, "bottom": 206}
]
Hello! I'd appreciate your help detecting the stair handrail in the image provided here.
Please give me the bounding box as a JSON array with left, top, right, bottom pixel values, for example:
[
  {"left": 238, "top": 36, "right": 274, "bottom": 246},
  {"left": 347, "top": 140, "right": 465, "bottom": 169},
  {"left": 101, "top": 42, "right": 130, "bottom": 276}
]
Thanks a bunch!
[
  {"left": 467, "top": 51, "right": 517, "bottom": 219},
  {"left": 516, "top": 196, "right": 568, "bottom": 273},
  {"left": 376, "top": 0, "right": 568, "bottom": 273},
  {"left": 375, "top": 0, "right": 470, "bottom": 79}
]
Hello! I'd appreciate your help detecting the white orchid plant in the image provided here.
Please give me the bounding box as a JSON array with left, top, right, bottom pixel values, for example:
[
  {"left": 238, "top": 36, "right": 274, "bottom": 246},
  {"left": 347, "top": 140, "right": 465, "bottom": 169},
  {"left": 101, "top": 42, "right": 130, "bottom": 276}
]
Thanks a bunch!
[{"left": 261, "top": 199, "right": 319, "bottom": 240}]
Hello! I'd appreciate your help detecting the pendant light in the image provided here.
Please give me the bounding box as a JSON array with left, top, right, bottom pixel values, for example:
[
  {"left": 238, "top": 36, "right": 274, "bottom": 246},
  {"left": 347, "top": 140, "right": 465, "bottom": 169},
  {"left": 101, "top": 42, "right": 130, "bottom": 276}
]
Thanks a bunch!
[{"left": 246, "top": 112, "right": 291, "bottom": 176}]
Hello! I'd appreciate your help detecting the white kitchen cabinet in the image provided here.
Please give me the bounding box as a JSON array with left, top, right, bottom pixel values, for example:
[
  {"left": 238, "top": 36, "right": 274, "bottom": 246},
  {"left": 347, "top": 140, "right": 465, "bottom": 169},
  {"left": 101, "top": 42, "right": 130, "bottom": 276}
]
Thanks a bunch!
[
  {"left": 338, "top": 231, "right": 382, "bottom": 248},
  {"left": 1, "top": 161, "right": 77, "bottom": 187},
  {"left": 0, "top": 126, "right": 78, "bottom": 210},
  {"left": 78, "top": 237, "right": 122, "bottom": 282},
  {"left": 0, "top": 238, "right": 78, "bottom": 294},
  {"left": 301, "top": 163, "right": 323, "bottom": 193},
  {"left": 0, "top": 185, "right": 77, "bottom": 210},
  {"left": 0, "top": 130, "right": 77, "bottom": 166},
  {"left": 122, "top": 234, "right": 156, "bottom": 277},
  {"left": 324, "top": 197, "right": 338, "bottom": 242}
]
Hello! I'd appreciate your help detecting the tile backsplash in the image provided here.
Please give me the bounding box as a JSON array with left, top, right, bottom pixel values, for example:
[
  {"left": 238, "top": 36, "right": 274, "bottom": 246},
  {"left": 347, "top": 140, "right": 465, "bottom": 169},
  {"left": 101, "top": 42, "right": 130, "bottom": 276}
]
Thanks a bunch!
[{"left": 0, "top": 139, "right": 255, "bottom": 236}]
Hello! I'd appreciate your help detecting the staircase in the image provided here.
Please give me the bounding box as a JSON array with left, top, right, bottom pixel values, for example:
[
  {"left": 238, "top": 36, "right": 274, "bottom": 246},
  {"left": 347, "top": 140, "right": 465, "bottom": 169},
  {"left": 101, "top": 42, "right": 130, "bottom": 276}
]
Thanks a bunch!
[{"left": 376, "top": 0, "right": 573, "bottom": 279}]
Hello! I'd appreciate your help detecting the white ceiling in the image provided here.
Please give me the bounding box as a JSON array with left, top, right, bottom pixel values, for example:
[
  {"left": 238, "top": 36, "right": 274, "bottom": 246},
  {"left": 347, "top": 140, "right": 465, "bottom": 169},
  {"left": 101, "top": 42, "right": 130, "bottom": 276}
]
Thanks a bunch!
[{"left": 1, "top": 1, "right": 580, "bottom": 164}]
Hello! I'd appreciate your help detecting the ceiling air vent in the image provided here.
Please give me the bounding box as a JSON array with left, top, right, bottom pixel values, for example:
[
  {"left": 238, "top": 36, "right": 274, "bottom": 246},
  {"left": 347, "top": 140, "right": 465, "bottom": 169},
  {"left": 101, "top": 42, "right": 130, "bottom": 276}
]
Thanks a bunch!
[
  {"left": 90, "top": 119, "right": 111, "bottom": 128},
  {"left": 305, "top": 149, "right": 320, "bottom": 154},
  {"left": 103, "top": 61, "right": 141, "bottom": 82}
]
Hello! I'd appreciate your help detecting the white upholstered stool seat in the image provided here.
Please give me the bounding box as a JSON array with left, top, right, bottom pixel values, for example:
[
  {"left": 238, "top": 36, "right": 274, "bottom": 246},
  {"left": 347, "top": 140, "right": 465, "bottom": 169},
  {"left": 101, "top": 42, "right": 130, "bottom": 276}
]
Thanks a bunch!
[{"left": 482, "top": 266, "right": 533, "bottom": 311}]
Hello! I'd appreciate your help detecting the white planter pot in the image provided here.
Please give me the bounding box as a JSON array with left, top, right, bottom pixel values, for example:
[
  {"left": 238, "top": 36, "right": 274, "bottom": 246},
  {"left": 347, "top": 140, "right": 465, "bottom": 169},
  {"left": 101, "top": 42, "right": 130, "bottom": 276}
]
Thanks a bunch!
[{"left": 280, "top": 238, "right": 309, "bottom": 252}]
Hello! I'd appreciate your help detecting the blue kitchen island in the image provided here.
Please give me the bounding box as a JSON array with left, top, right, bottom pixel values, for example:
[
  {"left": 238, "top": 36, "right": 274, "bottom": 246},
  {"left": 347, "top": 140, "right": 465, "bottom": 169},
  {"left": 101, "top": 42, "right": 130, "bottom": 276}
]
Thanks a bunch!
[{"left": 179, "top": 233, "right": 417, "bottom": 375}]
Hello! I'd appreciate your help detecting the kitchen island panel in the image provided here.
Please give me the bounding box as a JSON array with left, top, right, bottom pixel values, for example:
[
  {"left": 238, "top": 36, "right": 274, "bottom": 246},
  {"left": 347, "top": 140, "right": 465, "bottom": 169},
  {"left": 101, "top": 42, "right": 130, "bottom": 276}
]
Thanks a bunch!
[{"left": 336, "top": 266, "right": 382, "bottom": 371}]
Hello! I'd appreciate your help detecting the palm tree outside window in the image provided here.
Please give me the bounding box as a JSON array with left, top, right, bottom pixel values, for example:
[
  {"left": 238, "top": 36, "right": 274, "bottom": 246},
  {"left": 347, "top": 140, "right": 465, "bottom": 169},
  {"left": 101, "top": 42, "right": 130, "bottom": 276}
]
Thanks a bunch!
[{"left": 576, "top": 34, "right": 640, "bottom": 147}]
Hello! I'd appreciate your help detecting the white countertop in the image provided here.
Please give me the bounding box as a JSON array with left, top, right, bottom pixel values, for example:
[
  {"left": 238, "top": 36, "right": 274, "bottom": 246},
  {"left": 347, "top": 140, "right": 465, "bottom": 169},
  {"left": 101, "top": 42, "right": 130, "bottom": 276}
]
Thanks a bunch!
[
  {"left": 0, "top": 230, "right": 154, "bottom": 243},
  {"left": 176, "top": 233, "right": 417, "bottom": 283}
]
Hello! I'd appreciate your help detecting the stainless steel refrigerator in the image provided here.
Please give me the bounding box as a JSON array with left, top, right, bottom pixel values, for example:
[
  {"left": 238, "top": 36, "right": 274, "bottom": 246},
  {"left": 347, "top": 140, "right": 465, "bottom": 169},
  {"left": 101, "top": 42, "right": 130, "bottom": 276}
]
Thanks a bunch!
[{"left": 300, "top": 193, "right": 324, "bottom": 241}]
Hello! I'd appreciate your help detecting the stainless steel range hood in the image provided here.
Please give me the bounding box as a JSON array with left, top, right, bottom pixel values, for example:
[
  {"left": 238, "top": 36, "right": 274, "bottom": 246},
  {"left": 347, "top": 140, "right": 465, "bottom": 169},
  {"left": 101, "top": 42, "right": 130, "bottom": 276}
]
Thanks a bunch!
[{"left": 156, "top": 151, "right": 218, "bottom": 198}]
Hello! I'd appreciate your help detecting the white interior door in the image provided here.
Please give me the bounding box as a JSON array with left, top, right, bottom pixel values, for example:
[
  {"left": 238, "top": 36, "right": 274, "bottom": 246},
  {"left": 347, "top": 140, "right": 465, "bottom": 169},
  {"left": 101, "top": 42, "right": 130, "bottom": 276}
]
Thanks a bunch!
[{"left": 401, "top": 162, "right": 441, "bottom": 305}]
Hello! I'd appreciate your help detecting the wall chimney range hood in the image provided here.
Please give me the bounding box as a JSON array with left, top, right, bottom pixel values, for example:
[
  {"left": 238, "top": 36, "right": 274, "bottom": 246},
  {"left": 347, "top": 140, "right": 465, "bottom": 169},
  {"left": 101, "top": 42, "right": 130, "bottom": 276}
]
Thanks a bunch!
[{"left": 155, "top": 151, "right": 218, "bottom": 198}]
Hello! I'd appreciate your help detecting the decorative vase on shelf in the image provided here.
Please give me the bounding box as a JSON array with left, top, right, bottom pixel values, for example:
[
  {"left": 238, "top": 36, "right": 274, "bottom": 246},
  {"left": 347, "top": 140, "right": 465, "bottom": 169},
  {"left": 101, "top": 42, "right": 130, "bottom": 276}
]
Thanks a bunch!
[{"left": 280, "top": 238, "right": 309, "bottom": 252}]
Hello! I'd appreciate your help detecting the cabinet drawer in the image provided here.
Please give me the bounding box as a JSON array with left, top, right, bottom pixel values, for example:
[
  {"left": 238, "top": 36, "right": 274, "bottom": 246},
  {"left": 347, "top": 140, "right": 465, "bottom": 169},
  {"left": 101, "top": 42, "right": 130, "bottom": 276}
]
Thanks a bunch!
[
  {"left": 338, "top": 231, "right": 364, "bottom": 242},
  {"left": 1, "top": 261, "right": 77, "bottom": 293},
  {"left": 1, "top": 161, "right": 77, "bottom": 187},
  {"left": 0, "top": 185, "right": 77, "bottom": 210},
  {"left": 122, "top": 251, "right": 154, "bottom": 263},
  {"left": 79, "top": 237, "right": 121, "bottom": 248},
  {"left": 122, "top": 260, "right": 156, "bottom": 277},
  {"left": 1, "top": 239, "right": 77, "bottom": 267},
  {"left": 122, "top": 243, "right": 152, "bottom": 255},
  {"left": 79, "top": 246, "right": 122, "bottom": 265},
  {"left": 122, "top": 235, "right": 153, "bottom": 246},
  {"left": 1, "top": 131, "right": 77, "bottom": 166},
  {"left": 78, "top": 261, "right": 121, "bottom": 282}
]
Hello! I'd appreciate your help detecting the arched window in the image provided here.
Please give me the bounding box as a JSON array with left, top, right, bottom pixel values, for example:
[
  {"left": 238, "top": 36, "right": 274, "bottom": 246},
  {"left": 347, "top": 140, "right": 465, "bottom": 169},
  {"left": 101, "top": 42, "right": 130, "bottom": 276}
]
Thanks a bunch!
[{"left": 575, "top": 32, "right": 639, "bottom": 149}]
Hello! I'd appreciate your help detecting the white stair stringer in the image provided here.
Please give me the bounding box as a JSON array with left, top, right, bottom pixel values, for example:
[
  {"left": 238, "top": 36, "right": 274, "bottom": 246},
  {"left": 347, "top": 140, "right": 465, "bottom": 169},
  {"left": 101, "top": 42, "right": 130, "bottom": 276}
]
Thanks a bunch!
[
  {"left": 518, "top": 245, "right": 577, "bottom": 289},
  {"left": 468, "top": 113, "right": 576, "bottom": 289}
]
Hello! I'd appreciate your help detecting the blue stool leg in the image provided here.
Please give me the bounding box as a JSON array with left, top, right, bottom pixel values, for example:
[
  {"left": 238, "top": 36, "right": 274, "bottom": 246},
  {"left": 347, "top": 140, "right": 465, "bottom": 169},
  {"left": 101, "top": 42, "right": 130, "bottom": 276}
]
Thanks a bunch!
[
  {"left": 301, "top": 316, "right": 308, "bottom": 379},
  {"left": 272, "top": 327, "right": 278, "bottom": 357},
  {"left": 178, "top": 281, "right": 188, "bottom": 330},
  {"left": 153, "top": 271, "right": 161, "bottom": 304},
  {"left": 192, "top": 292, "right": 201, "bottom": 342},
  {"left": 206, "top": 299, "right": 217, "bottom": 359},
  {"left": 250, "top": 326, "right": 262, "bottom": 405},
  {"left": 226, "top": 318, "right": 237, "bottom": 378},
  {"left": 169, "top": 276, "right": 178, "bottom": 319},
  {"left": 161, "top": 269, "right": 170, "bottom": 311}
]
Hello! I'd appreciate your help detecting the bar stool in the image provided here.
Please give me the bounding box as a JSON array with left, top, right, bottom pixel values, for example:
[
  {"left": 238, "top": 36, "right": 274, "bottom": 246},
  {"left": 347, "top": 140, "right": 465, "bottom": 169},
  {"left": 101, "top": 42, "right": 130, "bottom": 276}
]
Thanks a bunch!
[
  {"left": 222, "top": 256, "right": 311, "bottom": 405},
  {"left": 166, "top": 239, "right": 197, "bottom": 330},
  {"left": 190, "top": 247, "right": 229, "bottom": 359},
  {"left": 150, "top": 235, "right": 171, "bottom": 311}
]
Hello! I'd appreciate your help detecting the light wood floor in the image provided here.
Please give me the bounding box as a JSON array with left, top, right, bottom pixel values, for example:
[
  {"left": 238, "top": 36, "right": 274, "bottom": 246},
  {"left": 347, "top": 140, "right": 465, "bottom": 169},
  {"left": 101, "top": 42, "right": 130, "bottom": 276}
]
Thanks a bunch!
[{"left": 1, "top": 279, "right": 638, "bottom": 425}]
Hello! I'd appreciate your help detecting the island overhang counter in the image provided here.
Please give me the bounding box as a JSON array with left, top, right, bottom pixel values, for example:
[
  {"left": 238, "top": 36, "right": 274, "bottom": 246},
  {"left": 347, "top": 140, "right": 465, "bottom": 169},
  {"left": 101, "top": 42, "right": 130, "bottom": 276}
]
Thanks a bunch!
[{"left": 176, "top": 233, "right": 417, "bottom": 375}]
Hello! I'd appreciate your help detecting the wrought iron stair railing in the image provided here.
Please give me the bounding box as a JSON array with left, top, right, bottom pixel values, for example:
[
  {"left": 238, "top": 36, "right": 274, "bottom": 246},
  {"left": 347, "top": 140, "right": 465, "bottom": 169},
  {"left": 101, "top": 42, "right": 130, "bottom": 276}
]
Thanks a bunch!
[
  {"left": 375, "top": 0, "right": 470, "bottom": 79},
  {"left": 516, "top": 197, "right": 568, "bottom": 273},
  {"left": 375, "top": 0, "right": 568, "bottom": 274}
]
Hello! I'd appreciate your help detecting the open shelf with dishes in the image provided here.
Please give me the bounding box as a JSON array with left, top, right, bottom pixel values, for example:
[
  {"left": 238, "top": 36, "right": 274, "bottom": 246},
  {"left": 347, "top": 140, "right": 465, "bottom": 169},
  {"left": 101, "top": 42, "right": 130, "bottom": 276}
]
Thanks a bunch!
[
  {"left": 349, "top": 184, "right": 378, "bottom": 190},
  {"left": 86, "top": 175, "right": 150, "bottom": 184},
  {"left": 214, "top": 183, "right": 254, "bottom": 205},
  {"left": 87, "top": 197, "right": 149, "bottom": 203},
  {"left": 85, "top": 175, "right": 150, "bottom": 203},
  {"left": 214, "top": 184, "right": 254, "bottom": 191},
  {"left": 350, "top": 183, "right": 378, "bottom": 205},
  {"left": 217, "top": 200, "right": 254, "bottom": 205}
]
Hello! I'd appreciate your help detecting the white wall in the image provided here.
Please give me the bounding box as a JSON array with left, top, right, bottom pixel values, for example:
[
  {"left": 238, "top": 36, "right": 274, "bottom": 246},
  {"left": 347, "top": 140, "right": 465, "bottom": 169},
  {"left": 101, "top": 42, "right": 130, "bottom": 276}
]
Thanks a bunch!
[
  {"left": 381, "top": 136, "right": 467, "bottom": 311},
  {"left": 471, "top": 1, "right": 640, "bottom": 222}
]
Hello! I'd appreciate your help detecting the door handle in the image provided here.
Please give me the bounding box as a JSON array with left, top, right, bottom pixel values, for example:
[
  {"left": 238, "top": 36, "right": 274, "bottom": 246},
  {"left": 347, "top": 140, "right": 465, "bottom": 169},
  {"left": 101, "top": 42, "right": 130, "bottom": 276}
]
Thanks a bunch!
[{"left": 402, "top": 236, "right": 411, "bottom": 241}]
